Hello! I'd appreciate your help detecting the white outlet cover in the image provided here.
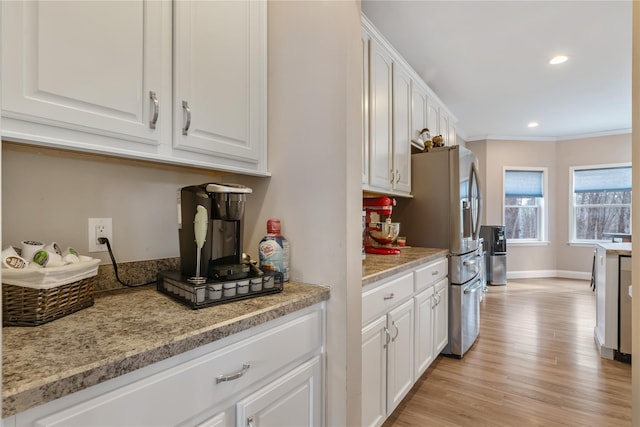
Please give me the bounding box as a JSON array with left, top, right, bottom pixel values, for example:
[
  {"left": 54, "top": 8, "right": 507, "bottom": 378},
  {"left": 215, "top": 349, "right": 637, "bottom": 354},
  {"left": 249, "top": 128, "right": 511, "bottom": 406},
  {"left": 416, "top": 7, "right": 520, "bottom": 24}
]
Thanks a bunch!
[{"left": 88, "top": 218, "right": 113, "bottom": 252}]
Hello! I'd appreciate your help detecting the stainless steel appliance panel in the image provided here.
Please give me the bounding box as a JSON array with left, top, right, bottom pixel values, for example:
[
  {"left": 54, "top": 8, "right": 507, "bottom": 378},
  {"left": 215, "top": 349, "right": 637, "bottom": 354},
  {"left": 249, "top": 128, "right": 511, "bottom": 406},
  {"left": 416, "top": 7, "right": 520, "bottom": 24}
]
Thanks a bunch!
[
  {"left": 444, "top": 276, "right": 482, "bottom": 357},
  {"left": 449, "top": 250, "right": 481, "bottom": 285},
  {"left": 394, "top": 146, "right": 482, "bottom": 256},
  {"left": 489, "top": 254, "right": 507, "bottom": 285}
]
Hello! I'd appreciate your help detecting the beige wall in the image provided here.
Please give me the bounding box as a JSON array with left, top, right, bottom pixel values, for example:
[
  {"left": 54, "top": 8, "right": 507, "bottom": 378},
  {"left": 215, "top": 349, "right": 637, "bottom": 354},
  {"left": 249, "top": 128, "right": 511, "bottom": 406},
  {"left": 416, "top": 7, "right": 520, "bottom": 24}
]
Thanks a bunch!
[
  {"left": 1, "top": 1, "right": 363, "bottom": 424},
  {"left": 467, "top": 133, "right": 631, "bottom": 278},
  {"left": 556, "top": 134, "right": 631, "bottom": 274}
]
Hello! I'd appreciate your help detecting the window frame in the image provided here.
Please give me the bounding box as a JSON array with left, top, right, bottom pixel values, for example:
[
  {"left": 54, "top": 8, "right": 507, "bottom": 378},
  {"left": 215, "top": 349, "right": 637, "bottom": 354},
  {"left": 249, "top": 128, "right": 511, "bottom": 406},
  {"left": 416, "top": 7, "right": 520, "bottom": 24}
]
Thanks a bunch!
[
  {"left": 569, "top": 163, "right": 632, "bottom": 244},
  {"left": 502, "top": 166, "right": 548, "bottom": 244}
]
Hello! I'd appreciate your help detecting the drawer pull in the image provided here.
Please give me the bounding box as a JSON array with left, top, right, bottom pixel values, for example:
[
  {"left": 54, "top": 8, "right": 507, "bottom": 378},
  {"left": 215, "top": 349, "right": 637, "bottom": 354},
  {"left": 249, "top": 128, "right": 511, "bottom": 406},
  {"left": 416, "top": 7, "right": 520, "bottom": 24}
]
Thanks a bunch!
[
  {"left": 432, "top": 270, "right": 439, "bottom": 275},
  {"left": 383, "top": 293, "right": 395, "bottom": 300},
  {"left": 216, "top": 363, "right": 251, "bottom": 384}
]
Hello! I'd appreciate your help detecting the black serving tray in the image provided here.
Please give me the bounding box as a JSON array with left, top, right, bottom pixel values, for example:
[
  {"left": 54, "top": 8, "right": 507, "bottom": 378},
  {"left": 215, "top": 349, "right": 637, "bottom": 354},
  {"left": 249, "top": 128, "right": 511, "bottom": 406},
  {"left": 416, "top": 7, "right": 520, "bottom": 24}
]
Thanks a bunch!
[{"left": 156, "top": 270, "right": 283, "bottom": 309}]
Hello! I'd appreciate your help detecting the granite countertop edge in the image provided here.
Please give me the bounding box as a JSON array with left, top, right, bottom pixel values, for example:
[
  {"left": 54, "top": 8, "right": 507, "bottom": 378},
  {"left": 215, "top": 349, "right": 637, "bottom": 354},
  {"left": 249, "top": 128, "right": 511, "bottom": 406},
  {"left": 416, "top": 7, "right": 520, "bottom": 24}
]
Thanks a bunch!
[
  {"left": 597, "top": 242, "right": 632, "bottom": 256},
  {"left": 362, "top": 247, "right": 449, "bottom": 287},
  {"left": 2, "top": 282, "right": 329, "bottom": 417}
]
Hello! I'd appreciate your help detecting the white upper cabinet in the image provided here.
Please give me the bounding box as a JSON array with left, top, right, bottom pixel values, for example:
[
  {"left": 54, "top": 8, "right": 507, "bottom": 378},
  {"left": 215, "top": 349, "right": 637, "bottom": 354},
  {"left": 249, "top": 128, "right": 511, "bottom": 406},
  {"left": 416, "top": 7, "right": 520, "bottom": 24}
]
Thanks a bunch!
[
  {"left": 392, "top": 63, "right": 411, "bottom": 194},
  {"left": 362, "top": 28, "right": 371, "bottom": 185},
  {"left": 426, "top": 98, "right": 440, "bottom": 140},
  {"left": 173, "top": 0, "right": 266, "bottom": 171},
  {"left": 361, "top": 14, "right": 457, "bottom": 196},
  {"left": 1, "top": 0, "right": 268, "bottom": 176},
  {"left": 1, "top": 1, "right": 171, "bottom": 149},
  {"left": 368, "top": 38, "right": 394, "bottom": 191},
  {"left": 410, "top": 81, "right": 428, "bottom": 148}
]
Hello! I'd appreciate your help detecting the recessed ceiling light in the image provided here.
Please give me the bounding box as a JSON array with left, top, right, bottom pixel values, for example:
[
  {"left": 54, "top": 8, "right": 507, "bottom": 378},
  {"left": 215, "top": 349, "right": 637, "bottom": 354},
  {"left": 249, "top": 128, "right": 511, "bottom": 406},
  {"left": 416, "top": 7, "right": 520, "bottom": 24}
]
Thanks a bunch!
[
  {"left": 549, "top": 55, "right": 568, "bottom": 65},
  {"left": 528, "top": 122, "right": 539, "bottom": 128}
]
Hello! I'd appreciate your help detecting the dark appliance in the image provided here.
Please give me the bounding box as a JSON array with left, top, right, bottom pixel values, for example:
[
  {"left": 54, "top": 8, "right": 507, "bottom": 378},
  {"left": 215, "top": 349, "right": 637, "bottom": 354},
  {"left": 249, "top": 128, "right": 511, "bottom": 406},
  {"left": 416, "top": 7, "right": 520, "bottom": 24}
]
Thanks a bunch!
[
  {"left": 480, "top": 225, "right": 507, "bottom": 286},
  {"left": 395, "top": 146, "right": 483, "bottom": 358},
  {"left": 157, "top": 183, "right": 283, "bottom": 309}
]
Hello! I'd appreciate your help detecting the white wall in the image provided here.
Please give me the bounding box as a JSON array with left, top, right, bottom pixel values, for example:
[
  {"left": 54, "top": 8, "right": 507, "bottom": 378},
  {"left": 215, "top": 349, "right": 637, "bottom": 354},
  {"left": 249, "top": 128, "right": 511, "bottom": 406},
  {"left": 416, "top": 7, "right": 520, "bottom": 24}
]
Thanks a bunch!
[
  {"left": 1, "top": 1, "right": 363, "bottom": 425},
  {"left": 467, "top": 134, "right": 631, "bottom": 278}
]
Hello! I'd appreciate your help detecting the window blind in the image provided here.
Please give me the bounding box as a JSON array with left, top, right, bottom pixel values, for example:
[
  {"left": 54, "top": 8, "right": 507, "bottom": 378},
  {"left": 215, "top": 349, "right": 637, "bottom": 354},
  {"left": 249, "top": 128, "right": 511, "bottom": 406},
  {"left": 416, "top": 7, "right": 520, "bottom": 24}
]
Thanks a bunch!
[
  {"left": 574, "top": 167, "right": 631, "bottom": 193},
  {"left": 505, "top": 170, "right": 543, "bottom": 197}
]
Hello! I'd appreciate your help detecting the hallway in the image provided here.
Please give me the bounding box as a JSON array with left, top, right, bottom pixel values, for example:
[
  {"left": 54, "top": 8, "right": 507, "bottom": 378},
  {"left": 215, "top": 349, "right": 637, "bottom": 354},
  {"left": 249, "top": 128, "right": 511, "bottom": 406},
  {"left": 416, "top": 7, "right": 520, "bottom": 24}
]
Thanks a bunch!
[{"left": 382, "top": 278, "right": 632, "bottom": 426}]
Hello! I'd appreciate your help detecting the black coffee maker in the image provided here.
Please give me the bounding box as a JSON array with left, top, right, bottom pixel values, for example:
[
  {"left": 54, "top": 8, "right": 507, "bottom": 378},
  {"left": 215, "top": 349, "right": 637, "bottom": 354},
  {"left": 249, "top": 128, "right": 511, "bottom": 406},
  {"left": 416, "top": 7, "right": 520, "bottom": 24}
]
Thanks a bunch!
[{"left": 178, "top": 183, "right": 253, "bottom": 283}]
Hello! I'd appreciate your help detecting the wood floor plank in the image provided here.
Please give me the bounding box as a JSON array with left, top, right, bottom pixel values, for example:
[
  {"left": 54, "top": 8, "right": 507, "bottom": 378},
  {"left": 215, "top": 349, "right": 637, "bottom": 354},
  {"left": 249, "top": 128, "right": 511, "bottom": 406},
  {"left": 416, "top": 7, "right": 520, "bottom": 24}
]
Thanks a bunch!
[{"left": 382, "top": 278, "right": 631, "bottom": 427}]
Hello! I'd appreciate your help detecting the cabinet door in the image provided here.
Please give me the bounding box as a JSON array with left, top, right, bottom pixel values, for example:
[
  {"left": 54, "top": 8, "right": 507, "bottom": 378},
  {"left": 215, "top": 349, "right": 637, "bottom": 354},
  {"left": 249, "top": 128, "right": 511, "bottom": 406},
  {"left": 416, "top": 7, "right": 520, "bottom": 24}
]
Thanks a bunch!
[
  {"left": 411, "top": 82, "right": 428, "bottom": 146},
  {"left": 236, "top": 356, "right": 322, "bottom": 427},
  {"left": 448, "top": 121, "right": 457, "bottom": 147},
  {"left": 361, "top": 316, "right": 387, "bottom": 427},
  {"left": 426, "top": 98, "right": 439, "bottom": 138},
  {"left": 392, "top": 64, "right": 411, "bottom": 194},
  {"left": 173, "top": 0, "right": 266, "bottom": 169},
  {"left": 439, "top": 111, "right": 449, "bottom": 146},
  {"left": 362, "top": 29, "right": 370, "bottom": 185},
  {"left": 1, "top": 1, "right": 170, "bottom": 148},
  {"left": 433, "top": 278, "right": 449, "bottom": 355},
  {"left": 196, "top": 412, "right": 228, "bottom": 427},
  {"left": 386, "top": 299, "right": 414, "bottom": 414},
  {"left": 414, "top": 287, "right": 435, "bottom": 379},
  {"left": 368, "top": 39, "right": 393, "bottom": 190}
]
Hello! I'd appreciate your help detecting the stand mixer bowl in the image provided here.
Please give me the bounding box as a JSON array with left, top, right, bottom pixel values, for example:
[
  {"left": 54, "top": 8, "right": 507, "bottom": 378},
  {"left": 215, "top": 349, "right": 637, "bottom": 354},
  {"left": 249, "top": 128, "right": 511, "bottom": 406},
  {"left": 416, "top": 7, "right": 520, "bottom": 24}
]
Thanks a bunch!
[{"left": 368, "top": 221, "right": 400, "bottom": 245}]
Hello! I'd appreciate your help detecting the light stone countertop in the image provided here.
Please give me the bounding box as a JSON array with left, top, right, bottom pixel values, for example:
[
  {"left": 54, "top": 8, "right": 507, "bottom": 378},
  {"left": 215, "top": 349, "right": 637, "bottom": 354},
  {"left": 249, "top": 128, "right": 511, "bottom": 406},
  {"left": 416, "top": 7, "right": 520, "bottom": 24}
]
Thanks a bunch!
[
  {"left": 362, "top": 246, "right": 449, "bottom": 286},
  {"left": 2, "top": 281, "right": 329, "bottom": 417},
  {"left": 597, "top": 242, "right": 632, "bottom": 256}
]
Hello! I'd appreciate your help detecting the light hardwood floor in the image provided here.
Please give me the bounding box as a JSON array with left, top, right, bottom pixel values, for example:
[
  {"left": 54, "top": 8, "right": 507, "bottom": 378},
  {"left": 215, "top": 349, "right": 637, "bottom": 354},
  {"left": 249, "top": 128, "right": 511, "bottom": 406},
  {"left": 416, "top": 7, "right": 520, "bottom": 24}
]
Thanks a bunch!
[{"left": 382, "top": 278, "right": 632, "bottom": 426}]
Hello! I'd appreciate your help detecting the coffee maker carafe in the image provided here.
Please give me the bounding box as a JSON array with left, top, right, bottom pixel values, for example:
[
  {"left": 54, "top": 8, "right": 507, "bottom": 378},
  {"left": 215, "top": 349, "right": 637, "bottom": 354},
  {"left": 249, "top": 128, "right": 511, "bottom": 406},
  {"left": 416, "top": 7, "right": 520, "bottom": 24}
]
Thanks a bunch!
[{"left": 178, "top": 183, "right": 252, "bottom": 282}]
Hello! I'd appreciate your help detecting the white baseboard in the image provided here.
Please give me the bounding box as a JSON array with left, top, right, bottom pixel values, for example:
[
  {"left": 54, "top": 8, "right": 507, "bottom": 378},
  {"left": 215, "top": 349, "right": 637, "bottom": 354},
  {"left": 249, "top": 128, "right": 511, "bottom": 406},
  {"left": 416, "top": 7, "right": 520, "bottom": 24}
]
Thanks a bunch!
[{"left": 507, "top": 270, "right": 591, "bottom": 281}]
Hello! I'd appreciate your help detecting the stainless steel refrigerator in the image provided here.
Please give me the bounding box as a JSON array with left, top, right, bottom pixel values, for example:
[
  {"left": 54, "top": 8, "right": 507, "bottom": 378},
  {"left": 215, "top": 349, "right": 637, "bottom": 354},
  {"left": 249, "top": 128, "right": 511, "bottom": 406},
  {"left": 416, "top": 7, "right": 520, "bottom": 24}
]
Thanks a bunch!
[{"left": 395, "top": 145, "right": 483, "bottom": 358}]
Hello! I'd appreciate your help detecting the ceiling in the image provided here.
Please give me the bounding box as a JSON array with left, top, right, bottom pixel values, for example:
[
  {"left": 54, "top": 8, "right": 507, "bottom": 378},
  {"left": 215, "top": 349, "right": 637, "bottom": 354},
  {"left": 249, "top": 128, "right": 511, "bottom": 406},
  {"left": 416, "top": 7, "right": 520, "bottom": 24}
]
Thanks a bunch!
[{"left": 361, "top": 0, "right": 632, "bottom": 141}]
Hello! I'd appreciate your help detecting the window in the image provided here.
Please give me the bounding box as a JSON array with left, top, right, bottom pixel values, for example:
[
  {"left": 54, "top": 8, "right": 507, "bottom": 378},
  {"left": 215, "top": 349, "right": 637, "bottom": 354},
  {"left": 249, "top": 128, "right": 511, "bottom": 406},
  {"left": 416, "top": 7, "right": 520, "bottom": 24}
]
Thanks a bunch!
[
  {"left": 571, "top": 165, "right": 631, "bottom": 242},
  {"left": 504, "top": 169, "right": 546, "bottom": 241}
]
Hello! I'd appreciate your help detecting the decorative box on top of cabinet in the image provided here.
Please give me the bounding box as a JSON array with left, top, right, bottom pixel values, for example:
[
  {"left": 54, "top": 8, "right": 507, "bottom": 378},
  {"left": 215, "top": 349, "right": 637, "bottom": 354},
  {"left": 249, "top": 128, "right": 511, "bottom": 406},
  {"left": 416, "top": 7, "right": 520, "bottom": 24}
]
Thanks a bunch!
[
  {"left": 1, "top": 0, "right": 267, "bottom": 176},
  {"left": 6, "top": 304, "right": 324, "bottom": 427}
]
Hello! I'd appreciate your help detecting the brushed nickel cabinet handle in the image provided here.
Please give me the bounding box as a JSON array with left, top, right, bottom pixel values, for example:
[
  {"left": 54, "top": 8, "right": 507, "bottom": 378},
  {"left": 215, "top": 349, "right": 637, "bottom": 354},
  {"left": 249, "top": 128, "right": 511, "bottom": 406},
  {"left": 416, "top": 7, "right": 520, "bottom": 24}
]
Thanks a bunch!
[
  {"left": 247, "top": 416, "right": 255, "bottom": 427},
  {"left": 383, "top": 293, "right": 395, "bottom": 300},
  {"left": 395, "top": 170, "right": 401, "bottom": 183},
  {"left": 384, "top": 327, "right": 391, "bottom": 349},
  {"left": 149, "top": 91, "right": 159, "bottom": 129},
  {"left": 216, "top": 363, "right": 251, "bottom": 384},
  {"left": 182, "top": 100, "right": 191, "bottom": 135}
]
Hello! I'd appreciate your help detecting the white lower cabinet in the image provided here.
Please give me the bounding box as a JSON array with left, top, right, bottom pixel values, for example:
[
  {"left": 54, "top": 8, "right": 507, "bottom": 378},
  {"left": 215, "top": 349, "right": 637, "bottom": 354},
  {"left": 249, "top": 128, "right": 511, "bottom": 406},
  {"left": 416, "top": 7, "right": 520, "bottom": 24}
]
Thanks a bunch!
[
  {"left": 10, "top": 305, "right": 324, "bottom": 427},
  {"left": 361, "top": 316, "right": 387, "bottom": 427},
  {"left": 236, "top": 355, "right": 322, "bottom": 427},
  {"left": 361, "top": 256, "right": 448, "bottom": 427},
  {"left": 414, "top": 277, "right": 448, "bottom": 378},
  {"left": 385, "top": 299, "right": 415, "bottom": 413}
]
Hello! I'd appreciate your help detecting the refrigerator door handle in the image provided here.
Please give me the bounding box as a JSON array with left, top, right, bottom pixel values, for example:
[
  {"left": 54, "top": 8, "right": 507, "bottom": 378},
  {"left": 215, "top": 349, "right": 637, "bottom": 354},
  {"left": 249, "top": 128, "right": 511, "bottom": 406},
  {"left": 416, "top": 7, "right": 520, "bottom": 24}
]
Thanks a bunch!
[{"left": 470, "top": 161, "right": 483, "bottom": 240}]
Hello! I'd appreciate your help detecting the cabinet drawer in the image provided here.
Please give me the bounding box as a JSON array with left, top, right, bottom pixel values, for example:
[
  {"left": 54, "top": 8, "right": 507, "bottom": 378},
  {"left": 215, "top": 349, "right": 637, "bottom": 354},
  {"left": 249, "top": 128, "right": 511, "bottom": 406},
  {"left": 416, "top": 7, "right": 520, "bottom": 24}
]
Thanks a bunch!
[
  {"left": 414, "top": 258, "right": 448, "bottom": 292},
  {"left": 32, "top": 309, "right": 323, "bottom": 427},
  {"left": 362, "top": 272, "right": 413, "bottom": 325}
]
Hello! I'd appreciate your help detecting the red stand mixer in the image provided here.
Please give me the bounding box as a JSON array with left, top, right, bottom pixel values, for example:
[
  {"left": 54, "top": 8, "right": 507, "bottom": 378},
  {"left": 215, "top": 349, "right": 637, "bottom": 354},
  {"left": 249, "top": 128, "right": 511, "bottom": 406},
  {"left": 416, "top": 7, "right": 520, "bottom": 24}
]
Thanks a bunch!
[{"left": 363, "top": 197, "right": 401, "bottom": 255}]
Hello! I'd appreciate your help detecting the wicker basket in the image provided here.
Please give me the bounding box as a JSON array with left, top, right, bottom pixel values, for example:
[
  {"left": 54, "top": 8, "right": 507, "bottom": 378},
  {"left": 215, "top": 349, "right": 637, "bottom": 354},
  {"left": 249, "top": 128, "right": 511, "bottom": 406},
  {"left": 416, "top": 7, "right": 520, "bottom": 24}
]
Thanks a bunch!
[{"left": 3, "top": 276, "right": 96, "bottom": 327}]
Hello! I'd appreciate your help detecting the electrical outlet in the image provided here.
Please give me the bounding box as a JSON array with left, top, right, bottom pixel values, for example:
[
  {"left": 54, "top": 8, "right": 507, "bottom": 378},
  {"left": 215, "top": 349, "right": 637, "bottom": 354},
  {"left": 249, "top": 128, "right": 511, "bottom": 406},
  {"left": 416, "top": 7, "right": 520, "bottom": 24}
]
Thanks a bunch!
[{"left": 88, "top": 218, "right": 112, "bottom": 252}]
